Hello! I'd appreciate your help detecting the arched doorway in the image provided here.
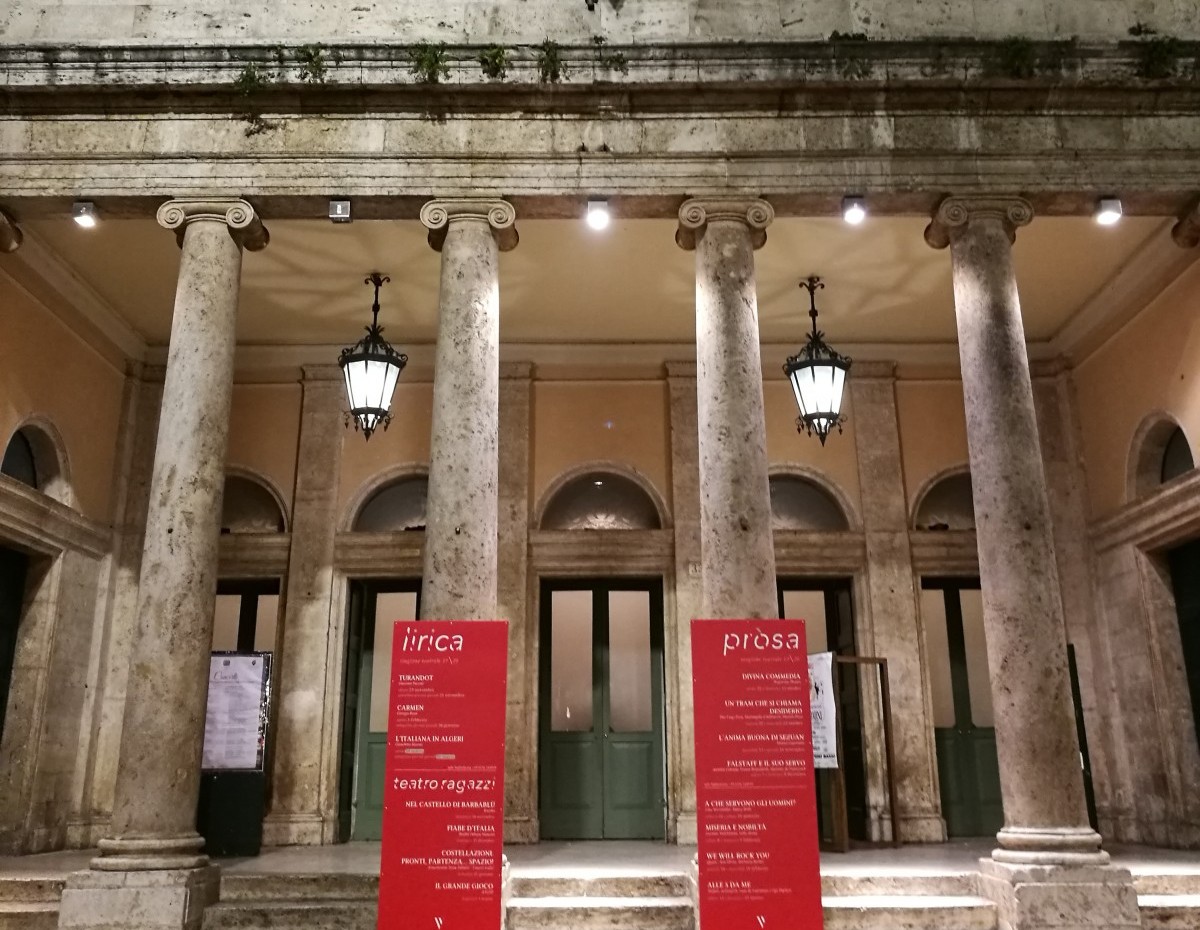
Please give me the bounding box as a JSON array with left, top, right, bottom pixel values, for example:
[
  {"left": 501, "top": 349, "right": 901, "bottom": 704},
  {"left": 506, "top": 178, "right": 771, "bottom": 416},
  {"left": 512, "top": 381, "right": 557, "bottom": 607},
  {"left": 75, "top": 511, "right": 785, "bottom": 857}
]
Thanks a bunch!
[
  {"left": 339, "top": 472, "right": 427, "bottom": 841},
  {"left": 536, "top": 468, "right": 668, "bottom": 840},
  {"left": 0, "top": 429, "right": 38, "bottom": 745}
]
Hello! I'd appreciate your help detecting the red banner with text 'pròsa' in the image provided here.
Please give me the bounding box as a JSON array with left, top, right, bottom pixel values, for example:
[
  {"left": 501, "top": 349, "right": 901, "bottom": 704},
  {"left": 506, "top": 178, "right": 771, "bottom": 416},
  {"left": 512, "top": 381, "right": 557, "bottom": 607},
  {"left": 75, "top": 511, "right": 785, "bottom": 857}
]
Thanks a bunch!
[
  {"left": 692, "top": 618, "right": 823, "bottom": 930},
  {"left": 378, "top": 620, "right": 508, "bottom": 930}
]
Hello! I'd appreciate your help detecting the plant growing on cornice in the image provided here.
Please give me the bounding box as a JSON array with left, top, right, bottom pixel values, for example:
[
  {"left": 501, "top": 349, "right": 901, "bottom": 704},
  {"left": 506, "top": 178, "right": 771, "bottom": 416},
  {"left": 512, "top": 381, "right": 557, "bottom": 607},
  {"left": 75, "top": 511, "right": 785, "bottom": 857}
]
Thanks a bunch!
[
  {"left": 479, "top": 45, "right": 509, "bottom": 80},
  {"left": 993, "top": 37, "right": 1037, "bottom": 78},
  {"left": 295, "top": 43, "right": 332, "bottom": 84},
  {"left": 410, "top": 41, "right": 451, "bottom": 84},
  {"left": 1127, "top": 22, "right": 1181, "bottom": 79},
  {"left": 536, "top": 39, "right": 568, "bottom": 83},
  {"left": 591, "top": 35, "right": 629, "bottom": 75},
  {"left": 827, "top": 31, "right": 872, "bottom": 80},
  {"left": 233, "top": 61, "right": 280, "bottom": 137}
]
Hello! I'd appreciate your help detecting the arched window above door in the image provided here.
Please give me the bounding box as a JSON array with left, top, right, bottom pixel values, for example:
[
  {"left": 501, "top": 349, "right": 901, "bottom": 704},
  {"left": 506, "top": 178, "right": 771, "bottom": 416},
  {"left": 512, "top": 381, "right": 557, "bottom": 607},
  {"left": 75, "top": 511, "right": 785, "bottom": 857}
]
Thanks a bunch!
[
  {"left": 769, "top": 474, "right": 850, "bottom": 532},
  {"left": 1161, "top": 427, "right": 1195, "bottom": 485},
  {"left": 540, "top": 471, "right": 663, "bottom": 531},
  {"left": 221, "top": 475, "right": 287, "bottom": 534},
  {"left": 913, "top": 471, "right": 975, "bottom": 531},
  {"left": 1, "top": 430, "right": 37, "bottom": 490},
  {"left": 354, "top": 476, "right": 428, "bottom": 533}
]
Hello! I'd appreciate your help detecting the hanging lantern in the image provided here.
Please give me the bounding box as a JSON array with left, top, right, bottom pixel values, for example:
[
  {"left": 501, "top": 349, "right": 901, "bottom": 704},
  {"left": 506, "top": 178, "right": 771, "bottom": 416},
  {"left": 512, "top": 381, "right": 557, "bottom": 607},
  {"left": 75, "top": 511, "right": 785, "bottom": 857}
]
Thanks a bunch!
[
  {"left": 339, "top": 273, "right": 408, "bottom": 440},
  {"left": 784, "top": 276, "right": 851, "bottom": 446}
]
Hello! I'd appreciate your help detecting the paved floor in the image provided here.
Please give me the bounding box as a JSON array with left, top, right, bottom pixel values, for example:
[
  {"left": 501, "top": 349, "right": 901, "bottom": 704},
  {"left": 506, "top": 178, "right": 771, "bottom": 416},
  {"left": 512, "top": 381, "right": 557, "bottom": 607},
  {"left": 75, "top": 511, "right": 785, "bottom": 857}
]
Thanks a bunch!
[{"left": 2, "top": 840, "right": 1199, "bottom": 880}]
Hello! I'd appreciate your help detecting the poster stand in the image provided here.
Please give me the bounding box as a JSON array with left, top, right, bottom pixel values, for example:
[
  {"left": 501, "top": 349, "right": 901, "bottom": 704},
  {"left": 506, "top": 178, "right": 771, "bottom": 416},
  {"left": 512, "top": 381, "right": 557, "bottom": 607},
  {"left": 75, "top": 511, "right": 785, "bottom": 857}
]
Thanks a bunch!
[{"left": 825, "top": 656, "right": 901, "bottom": 853}]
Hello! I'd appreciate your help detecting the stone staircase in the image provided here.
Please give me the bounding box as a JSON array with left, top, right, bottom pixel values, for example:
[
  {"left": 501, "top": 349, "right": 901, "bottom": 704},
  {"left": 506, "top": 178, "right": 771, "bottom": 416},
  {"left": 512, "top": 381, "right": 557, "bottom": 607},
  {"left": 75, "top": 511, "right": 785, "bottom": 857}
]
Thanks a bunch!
[
  {"left": 507, "top": 873, "right": 694, "bottom": 930},
  {"left": 820, "top": 871, "right": 997, "bottom": 929},
  {"left": 1132, "top": 869, "right": 1200, "bottom": 929},
  {"left": 0, "top": 874, "right": 63, "bottom": 930},
  {"left": 202, "top": 873, "right": 377, "bottom": 929}
]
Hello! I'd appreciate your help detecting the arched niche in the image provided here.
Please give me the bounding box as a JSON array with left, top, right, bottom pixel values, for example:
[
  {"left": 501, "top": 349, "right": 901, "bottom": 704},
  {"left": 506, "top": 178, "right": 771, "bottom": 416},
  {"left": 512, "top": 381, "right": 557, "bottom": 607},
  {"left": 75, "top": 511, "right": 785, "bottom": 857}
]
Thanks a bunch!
[
  {"left": 354, "top": 475, "right": 429, "bottom": 533},
  {"left": 0, "top": 419, "right": 72, "bottom": 506},
  {"left": 1129, "top": 413, "right": 1195, "bottom": 500},
  {"left": 221, "top": 473, "right": 287, "bottom": 534},
  {"left": 538, "top": 467, "right": 666, "bottom": 531},
  {"left": 913, "top": 468, "right": 975, "bottom": 531},
  {"left": 769, "top": 472, "right": 851, "bottom": 532}
]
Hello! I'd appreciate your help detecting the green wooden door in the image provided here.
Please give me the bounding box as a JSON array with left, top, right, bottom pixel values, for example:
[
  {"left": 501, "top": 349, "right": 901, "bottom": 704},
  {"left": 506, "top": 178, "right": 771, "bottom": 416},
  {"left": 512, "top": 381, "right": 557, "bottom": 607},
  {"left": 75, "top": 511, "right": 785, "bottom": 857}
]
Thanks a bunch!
[
  {"left": 0, "top": 546, "right": 29, "bottom": 744},
  {"left": 339, "top": 581, "right": 420, "bottom": 842},
  {"left": 922, "top": 580, "right": 1004, "bottom": 838},
  {"left": 1168, "top": 539, "right": 1200, "bottom": 751},
  {"left": 539, "top": 580, "right": 666, "bottom": 840}
]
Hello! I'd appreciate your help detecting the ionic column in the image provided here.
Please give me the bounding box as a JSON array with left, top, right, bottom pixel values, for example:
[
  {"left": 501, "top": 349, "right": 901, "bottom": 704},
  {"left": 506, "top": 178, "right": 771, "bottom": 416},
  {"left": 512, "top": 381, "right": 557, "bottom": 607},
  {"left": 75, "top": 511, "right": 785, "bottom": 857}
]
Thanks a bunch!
[
  {"left": 676, "top": 199, "right": 778, "bottom": 620},
  {"left": 263, "top": 366, "right": 344, "bottom": 847},
  {"left": 927, "top": 196, "right": 1140, "bottom": 927},
  {"left": 418, "top": 199, "right": 517, "bottom": 620},
  {"left": 59, "top": 199, "right": 266, "bottom": 930}
]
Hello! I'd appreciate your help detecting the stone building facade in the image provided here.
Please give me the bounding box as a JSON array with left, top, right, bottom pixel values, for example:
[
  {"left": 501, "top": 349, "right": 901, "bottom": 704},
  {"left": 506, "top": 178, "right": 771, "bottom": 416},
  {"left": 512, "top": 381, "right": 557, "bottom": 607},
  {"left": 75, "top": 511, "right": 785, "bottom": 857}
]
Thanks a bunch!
[{"left": 2, "top": 1, "right": 1200, "bottom": 928}]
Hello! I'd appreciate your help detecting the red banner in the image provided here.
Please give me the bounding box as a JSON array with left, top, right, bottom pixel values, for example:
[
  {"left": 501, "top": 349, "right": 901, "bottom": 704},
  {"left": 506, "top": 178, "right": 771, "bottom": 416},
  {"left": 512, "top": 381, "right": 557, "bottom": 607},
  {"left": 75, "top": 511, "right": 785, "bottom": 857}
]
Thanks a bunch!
[
  {"left": 692, "top": 619, "right": 823, "bottom": 930},
  {"left": 378, "top": 620, "right": 508, "bottom": 930}
]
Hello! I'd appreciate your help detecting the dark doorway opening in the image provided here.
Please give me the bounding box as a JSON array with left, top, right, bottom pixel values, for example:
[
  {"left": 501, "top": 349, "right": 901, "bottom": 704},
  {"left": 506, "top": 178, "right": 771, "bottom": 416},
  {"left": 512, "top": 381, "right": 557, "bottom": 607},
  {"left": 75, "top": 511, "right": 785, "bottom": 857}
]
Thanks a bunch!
[
  {"left": 0, "top": 546, "right": 30, "bottom": 745},
  {"left": 1168, "top": 539, "right": 1200, "bottom": 753}
]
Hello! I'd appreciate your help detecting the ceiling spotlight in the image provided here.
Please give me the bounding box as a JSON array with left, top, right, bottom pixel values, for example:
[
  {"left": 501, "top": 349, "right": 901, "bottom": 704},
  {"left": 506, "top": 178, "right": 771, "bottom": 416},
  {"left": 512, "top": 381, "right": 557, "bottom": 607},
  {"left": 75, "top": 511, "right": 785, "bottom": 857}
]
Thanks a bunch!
[
  {"left": 586, "top": 199, "right": 611, "bottom": 231},
  {"left": 842, "top": 196, "right": 867, "bottom": 226},
  {"left": 329, "top": 199, "right": 352, "bottom": 223},
  {"left": 72, "top": 201, "right": 98, "bottom": 229},
  {"left": 1096, "top": 197, "right": 1123, "bottom": 226}
]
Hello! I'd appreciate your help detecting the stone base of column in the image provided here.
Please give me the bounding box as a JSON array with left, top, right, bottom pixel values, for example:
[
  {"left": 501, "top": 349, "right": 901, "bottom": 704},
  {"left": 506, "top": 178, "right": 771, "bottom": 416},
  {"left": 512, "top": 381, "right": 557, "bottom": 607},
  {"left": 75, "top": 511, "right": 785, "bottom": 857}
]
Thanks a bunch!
[
  {"left": 673, "top": 810, "right": 698, "bottom": 845},
  {"left": 57, "top": 866, "right": 219, "bottom": 930},
  {"left": 503, "top": 816, "right": 538, "bottom": 844},
  {"left": 978, "top": 858, "right": 1141, "bottom": 930},
  {"left": 895, "top": 810, "right": 948, "bottom": 844},
  {"left": 261, "top": 811, "right": 326, "bottom": 847}
]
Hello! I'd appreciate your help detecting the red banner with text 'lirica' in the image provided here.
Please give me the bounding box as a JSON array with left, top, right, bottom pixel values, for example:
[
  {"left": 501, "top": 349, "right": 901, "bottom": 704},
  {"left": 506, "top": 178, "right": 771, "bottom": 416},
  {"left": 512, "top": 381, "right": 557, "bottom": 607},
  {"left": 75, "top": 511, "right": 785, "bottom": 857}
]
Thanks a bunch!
[{"left": 378, "top": 620, "right": 508, "bottom": 930}]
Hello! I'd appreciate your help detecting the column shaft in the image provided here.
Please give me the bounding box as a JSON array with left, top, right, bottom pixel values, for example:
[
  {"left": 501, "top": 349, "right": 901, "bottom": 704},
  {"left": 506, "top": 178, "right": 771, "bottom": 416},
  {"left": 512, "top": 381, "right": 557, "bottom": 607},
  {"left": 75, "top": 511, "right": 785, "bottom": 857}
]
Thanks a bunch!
[
  {"left": 420, "top": 200, "right": 516, "bottom": 620},
  {"left": 933, "top": 197, "right": 1097, "bottom": 858},
  {"left": 100, "top": 200, "right": 265, "bottom": 870},
  {"left": 679, "top": 200, "right": 778, "bottom": 620}
]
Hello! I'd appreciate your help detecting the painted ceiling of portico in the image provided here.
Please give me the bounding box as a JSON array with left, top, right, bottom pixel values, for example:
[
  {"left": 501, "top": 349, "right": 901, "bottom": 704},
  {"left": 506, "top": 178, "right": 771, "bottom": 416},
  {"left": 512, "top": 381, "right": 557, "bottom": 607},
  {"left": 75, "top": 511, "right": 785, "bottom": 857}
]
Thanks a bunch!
[{"left": 21, "top": 214, "right": 1169, "bottom": 352}]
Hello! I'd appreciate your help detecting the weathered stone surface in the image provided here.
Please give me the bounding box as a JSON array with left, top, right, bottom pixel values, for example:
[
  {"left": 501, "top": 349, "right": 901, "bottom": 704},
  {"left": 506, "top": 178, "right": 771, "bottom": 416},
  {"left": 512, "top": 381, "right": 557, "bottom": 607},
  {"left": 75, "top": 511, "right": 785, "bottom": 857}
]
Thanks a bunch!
[
  {"left": 849, "top": 372, "right": 945, "bottom": 843},
  {"left": 263, "top": 367, "right": 343, "bottom": 848},
  {"left": 419, "top": 199, "right": 516, "bottom": 621},
  {"left": 97, "top": 200, "right": 264, "bottom": 872},
  {"left": 677, "top": 199, "right": 777, "bottom": 620},
  {"left": 58, "top": 866, "right": 219, "bottom": 930}
]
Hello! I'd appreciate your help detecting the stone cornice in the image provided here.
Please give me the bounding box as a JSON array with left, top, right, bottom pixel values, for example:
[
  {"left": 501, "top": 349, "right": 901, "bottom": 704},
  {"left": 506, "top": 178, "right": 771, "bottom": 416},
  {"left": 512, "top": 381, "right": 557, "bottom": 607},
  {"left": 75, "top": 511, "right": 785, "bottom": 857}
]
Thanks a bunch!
[
  {"left": 420, "top": 199, "right": 518, "bottom": 253},
  {"left": 530, "top": 529, "right": 673, "bottom": 574},
  {"left": 334, "top": 531, "right": 424, "bottom": 575},
  {"left": 676, "top": 199, "right": 773, "bottom": 251},
  {"left": 924, "top": 196, "right": 1034, "bottom": 249},
  {"left": 909, "top": 530, "right": 980, "bottom": 576},
  {"left": 1091, "top": 470, "right": 1200, "bottom": 554},
  {"left": 773, "top": 531, "right": 865, "bottom": 574},
  {"left": 217, "top": 533, "right": 291, "bottom": 578},
  {"left": 0, "top": 477, "right": 111, "bottom": 559},
  {"left": 157, "top": 199, "right": 269, "bottom": 251}
]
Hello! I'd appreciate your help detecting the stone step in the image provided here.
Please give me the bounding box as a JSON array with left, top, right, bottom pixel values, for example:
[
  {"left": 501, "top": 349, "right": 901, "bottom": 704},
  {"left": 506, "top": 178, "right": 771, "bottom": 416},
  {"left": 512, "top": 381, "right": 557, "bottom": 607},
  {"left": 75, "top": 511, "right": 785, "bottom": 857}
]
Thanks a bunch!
[
  {"left": 507, "top": 896, "right": 694, "bottom": 930},
  {"left": 0, "top": 901, "right": 59, "bottom": 930},
  {"left": 511, "top": 873, "right": 691, "bottom": 899},
  {"left": 821, "top": 872, "right": 979, "bottom": 897},
  {"left": 202, "top": 899, "right": 377, "bottom": 930},
  {"left": 219, "top": 872, "right": 378, "bottom": 902},
  {"left": 0, "top": 875, "right": 66, "bottom": 903},
  {"left": 1133, "top": 872, "right": 1200, "bottom": 895},
  {"left": 823, "top": 896, "right": 997, "bottom": 930},
  {"left": 1137, "top": 893, "right": 1200, "bottom": 929}
]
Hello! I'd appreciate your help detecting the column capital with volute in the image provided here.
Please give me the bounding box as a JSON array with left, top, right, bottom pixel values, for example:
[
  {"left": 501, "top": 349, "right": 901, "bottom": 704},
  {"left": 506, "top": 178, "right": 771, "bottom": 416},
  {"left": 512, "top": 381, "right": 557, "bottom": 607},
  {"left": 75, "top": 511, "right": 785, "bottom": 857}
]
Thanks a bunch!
[
  {"left": 0, "top": 208, "right": 22, "bottom": 253},
  {"left": 156, "top": 198, "right": 269, "bottom": 251},
  {"left": 676, "top": 198, "right": 774, "bottom": 251},
  {"left": 420, "top": 198, "right": 518, "bottom": 252},
  {"left": 924, "top": 195, "right": 1033, "bottom": 249}
]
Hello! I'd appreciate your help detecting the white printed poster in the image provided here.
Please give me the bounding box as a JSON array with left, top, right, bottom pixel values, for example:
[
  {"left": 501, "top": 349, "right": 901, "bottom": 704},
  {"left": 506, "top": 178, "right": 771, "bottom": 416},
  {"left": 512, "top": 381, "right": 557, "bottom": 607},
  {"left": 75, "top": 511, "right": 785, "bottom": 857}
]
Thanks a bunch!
[
  {"left": 808, "top": 652, "right": 838, "bottom": 769},
  {"left": 202, "top": 653, "right": 270, "bottom": 771}
]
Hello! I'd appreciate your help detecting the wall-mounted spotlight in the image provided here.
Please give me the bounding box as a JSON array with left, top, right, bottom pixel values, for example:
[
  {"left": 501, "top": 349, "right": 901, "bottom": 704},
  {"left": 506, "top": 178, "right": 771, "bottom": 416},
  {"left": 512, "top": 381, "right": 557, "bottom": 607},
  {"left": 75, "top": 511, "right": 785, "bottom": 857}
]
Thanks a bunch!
[
  {"left": 1095, "top": 197, "right": 1123, "bottom": 226},
  {"left": 72, "top": 201, "right": 98, "bottom": 229},
  {"left": 842, "top": 196, "right": 867, "bottom": 226},
  {"left": 586, "top": 198, "right": 611, "bottom": 231},
  {"left": 329, "top": 199, "right": 352, "bottom": 223}
]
